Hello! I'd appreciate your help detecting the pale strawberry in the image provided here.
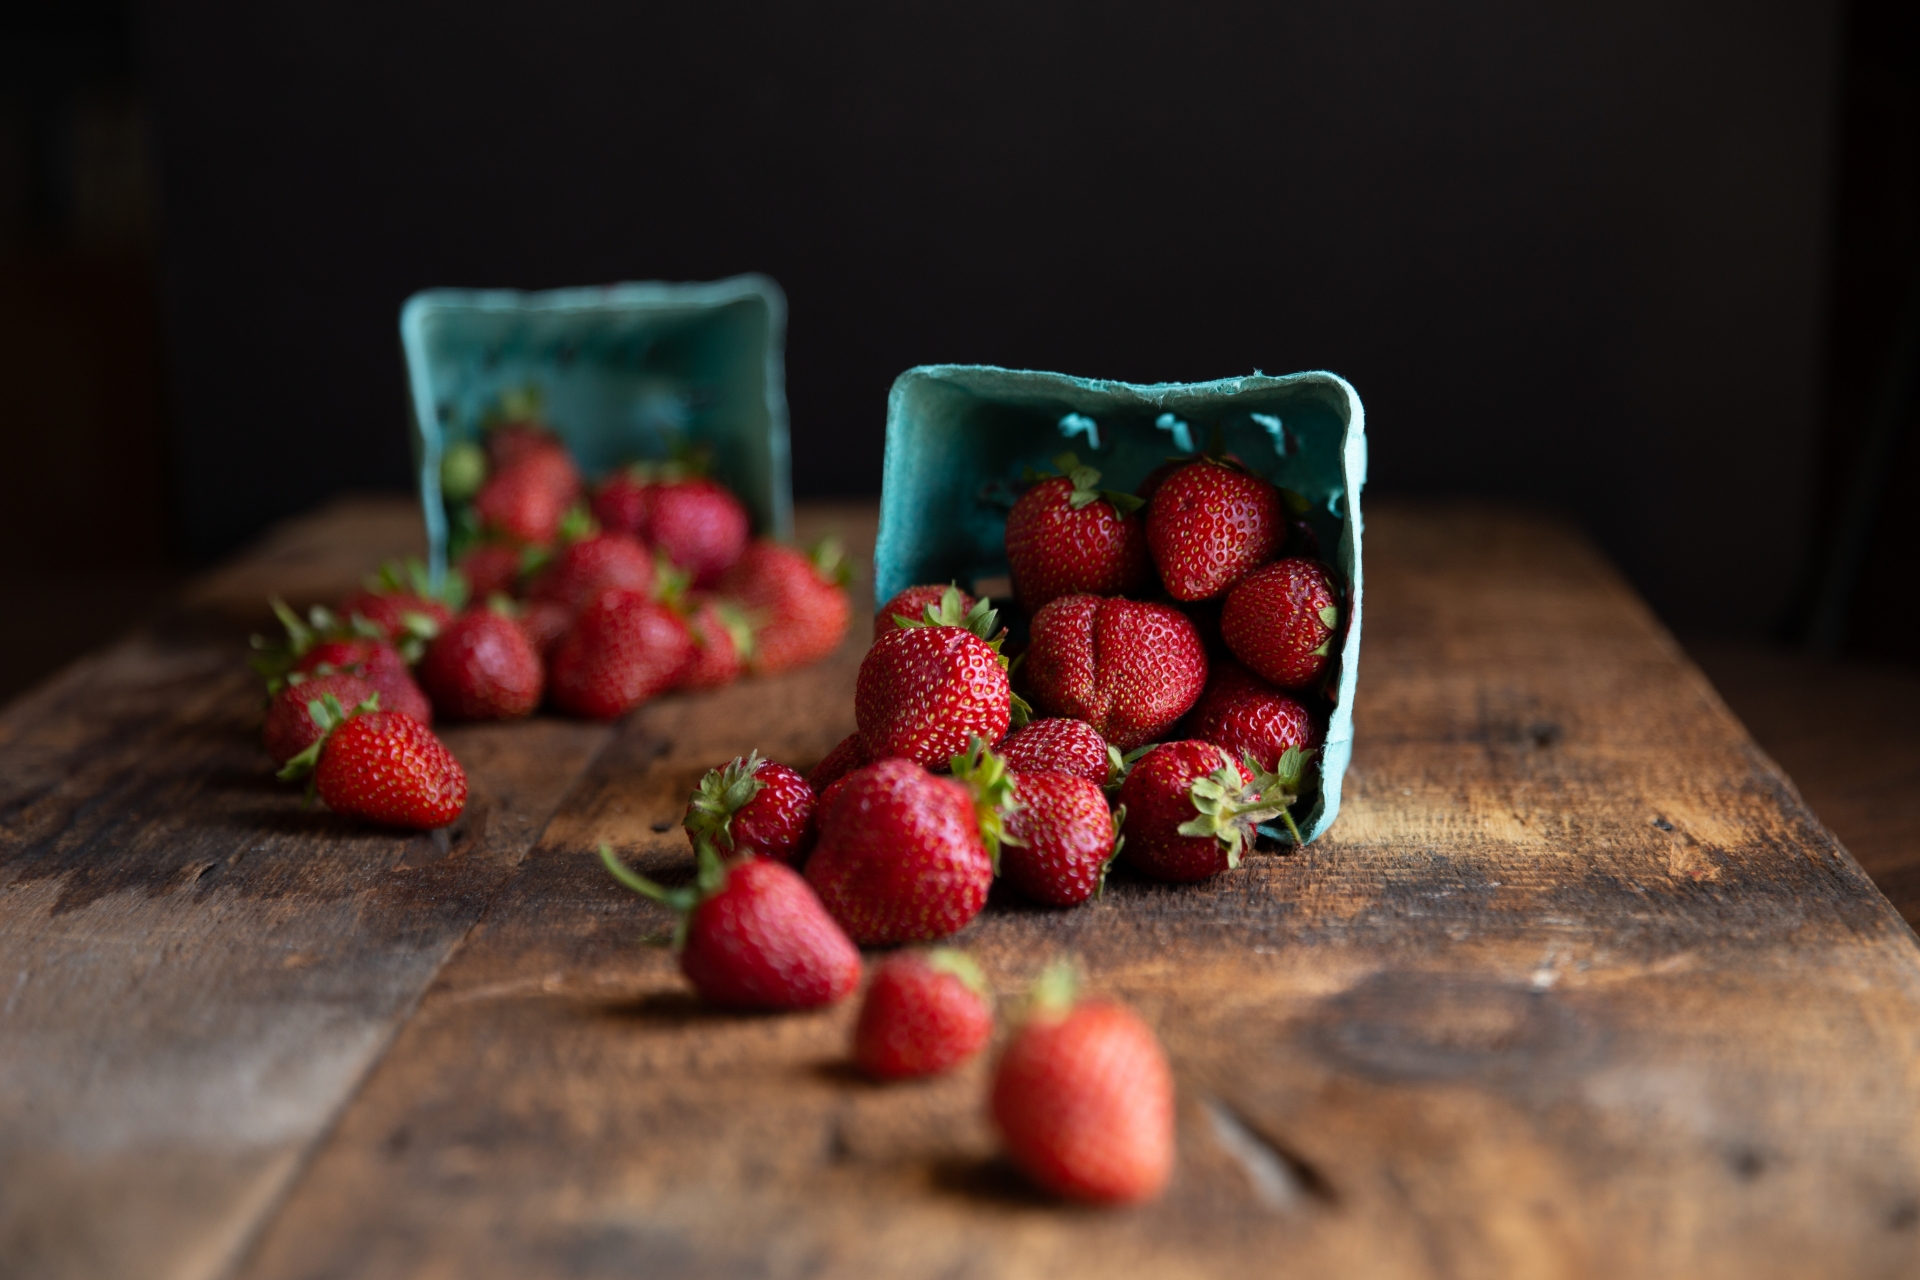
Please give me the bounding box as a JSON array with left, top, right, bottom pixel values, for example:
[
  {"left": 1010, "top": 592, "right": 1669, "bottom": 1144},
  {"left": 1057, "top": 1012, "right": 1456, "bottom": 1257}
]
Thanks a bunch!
[{"left": 1023, "top": 594, "right": 1206, "bottom": 750}]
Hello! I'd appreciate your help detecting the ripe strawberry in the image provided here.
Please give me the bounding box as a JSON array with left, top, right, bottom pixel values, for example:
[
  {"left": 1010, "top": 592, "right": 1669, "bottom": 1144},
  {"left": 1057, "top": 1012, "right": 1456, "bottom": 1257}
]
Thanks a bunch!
[
  {"left": 486, "top": 419, "right": 562, "bottom": 470},
  {"left": 995, "top": 717, "right": 1113, "bottom": 787},
  {"left": 280, "top": 695, "right": 467, "bottom": 830},
  {"left": 1185, "top": 661, "right": 1318, "bottom": 772},
  {"left": 528, "top": 532, "right": 655, "bottom": 614},
  {"left": 718, "top": 538, "right": 852, "bottom": 675},
  {"left": 807, "top": 732, "right": 870, "bottom": 793},
  {"left": 1220, "top": 557, "right": 1341, "bottom": 690},
  {"left": 458, "top": 543, "right": 528, "bottom": 601},
  {"left": 853, "top": 949, "right": 994, "bottom": 1079},
  {"left": 991, "top": 964, "right": 1174, "bottom": 1204},
  {"left": 591, "top": 467, "right": 652, "bottom": 537},
  {"left": 683, "top": 751, "right": 816, "bottom": 865},
  {"left": 805, "top": 743, "right": 1014, "bottom": 944},
  {"left": 548, "top": 588, "right": 696, "bottom": 720},
  {"left": 418, "top": 605, "right": 544, "bottom": 721},
  {"left": 338, "top": 559, "right": 461, "bottom": 643},
  {"left": 515, "top": 598, "right": 574, "bottom": 657},
  {"left": 295, "top": 636, "right": 434, "bottom": 726},
  {"left": 1005, "top": 452, "right": 1150, "bottom": 613},
  {"left": 1145, "top": 458, "right": 1284, "bottom": 600},
  {"left": 856, "top": 597, "right": 1017, "bottom": 768},
  {"left": 677, "top": 595, "right": 754, "bottom": 691},
  {"left": 262, "top": 671, "right": 377, "bottom": 765},
  {"left": 1024, "top": 594, "right": 1206, "bottom": 750},
  {"left": 1002, "top": 772, "right": 1122, "bottom": 906},
  {"left": 1118, "top": 740, "right": 1311, "bottom": 881},
  {"left": 642, "top": 478, "right": 750, "bottom": 585},
  {"left": 474, "top": 444, "right": 581, "bottom": 545},
  {"left": 874, "top": 582, "right": 977, "bottom": 642},
  {"left": 601, "top": 840, "right": 859, "bottom": 1010}
]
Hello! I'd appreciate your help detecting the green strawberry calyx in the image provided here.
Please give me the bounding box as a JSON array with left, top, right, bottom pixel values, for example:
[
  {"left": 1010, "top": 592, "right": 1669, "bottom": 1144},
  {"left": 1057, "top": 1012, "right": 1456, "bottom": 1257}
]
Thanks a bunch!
[
  {"left": 700, "top": 599, "right": 757, "bottom": 662},
  {"left": 925, "top": 948, "right": 993, "bottom": 1006},
  {"left": 1245, "top": 745, "right": 1318, "bottom": 846},
  {"left": 683, "top": 751, "right": 769, "bottom": 851},
  {"left": 951, "top": 735, "right": 1024, "bottom": 873},
  {"left": 440, "top": 440, "right": 490, "bottom": 503},
  {"left": 365, "top": 557, "right": 470, "bottom": 612},
  {"left": 1095, "top": 804, "right": 1128, "bottom": 899},
  {"left": 652, "top": 554, "right": 693, "bottom": 609},
  {"left": 1104, "top": 743, "right": 1157, "bottom": 794},
  {"left": 250, "top": 596, "right": 388, "bottom": 692},
  {"left": 275, "top": 690, "right": 381, "bottom": 783},
  {"left": 896, "top": 588, "right": 1032, "bottom": 727},
  {"left": 1024, "top": 959, "right": 1082, "bottom": 1022},
  {"left": 1175, "top": 746, "right": 1302, "bottom": 868},
  {"left": 808, "top": 536, "right": 854, "bottom": 588},
  {"left": 599, "top": 836, "right": 731, "bottom": 952},
  {"left": 555, "top": 503, "right": 598, "bottom": 544},
  {"left": 1048, "top": 451, "right": 1144, "bottom": 515}
]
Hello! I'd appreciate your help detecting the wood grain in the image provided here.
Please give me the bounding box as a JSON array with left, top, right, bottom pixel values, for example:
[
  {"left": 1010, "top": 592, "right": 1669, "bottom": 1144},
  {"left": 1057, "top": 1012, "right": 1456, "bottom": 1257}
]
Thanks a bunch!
[{"left": 221, "top": 501, "right": 1920, "bottom": 1279}]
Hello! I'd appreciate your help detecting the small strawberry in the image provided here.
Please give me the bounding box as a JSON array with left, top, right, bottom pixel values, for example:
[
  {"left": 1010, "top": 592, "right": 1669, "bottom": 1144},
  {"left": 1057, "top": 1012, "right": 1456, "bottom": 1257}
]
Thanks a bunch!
[
  {"left": 339, "top": 559, "right": 458, "bottom": 641},
  {"left": 515, "top": 598, "right": 575, "bottom": 657},
  {"left": 991, "top": 963, "right": 1174, "bottom": 1204},
  {"left": 853, "top": 949, "right": 994, "bottom": 1079},
  {"left": 874, "top": 582, "right": 977, "bottom": 642},
  {"left": 474, "top": 444, "right": 581, "bottom": 545},
  {"left": 528, "top": 531, "right": 656, "bottom": 614},
  {"left": 643, "top": 477, "right": 750, "bottom": 586},
  {"left": 856, "top": 592, "right": 1020, "bottom": 768},
  {"left": 486, "top": 418, "right": 563, "bottom": 470},
  {"left": 807, "top": 732, "right": 870, "bottom": 793},
  {"left": 1005, "top": 452, "right": 1150, "bottom": 613},
  {"left": 1185, "top": 661, "right": 1318, "bottom": 772},
  {"left": 1220, "top": 557, "right": 1341, "bottom": 690},
  {"left": 457, "top": 543, "right": 529, "bottom": 601},
  {"left": 676, "top": 595, "right": 755, "bottom": 691},
  {"left": 548, "top": 588, "right": 696, "bottom": 720},
  {"left": 601, "top": 839, "right": 859, "bottom": 1010},
  {"left": 805, "top": 741, "right": 1015, "bottom": 945},
  {"left": 1002, "top": 772, "right": 1122, "bottom": 907},
  {"left": 1118, "top": 740, "right": 1312, "bottom": 881},
  {"left": 995, "top": 717, "right": 1112, "bottom": 787},
  {"left": 683, "top": 751, "right": 816, "bottom": 865},
  {"left": 280, "top": 694, "right": 467, "bottom": 830},
  {"left": 418, "top": 603, "right": 544, "bottom": 721},
  {"left": 1145, "top": 457, "right": 1284, "bottom": 600},
  {"left": 262, "top": 671, "right": 377, "bottom": 765},
  {"left": 295, "top": 636, "right": 434, "bottom": 727},
  {"left": 590, "top": 466, "right": 652, "bottom": 538},
  {"left": 1024, "top": 594, "right": 1206, "bottom": 750},
  {"left": 718, "top": 538, "right": 852, "bottom": 675}
]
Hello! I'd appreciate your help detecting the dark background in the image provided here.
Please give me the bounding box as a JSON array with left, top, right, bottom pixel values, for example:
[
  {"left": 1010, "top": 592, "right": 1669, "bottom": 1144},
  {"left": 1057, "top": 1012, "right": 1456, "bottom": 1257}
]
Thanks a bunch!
[{"left": 2, "top": 0, "right": 1916, "bottom": 665}]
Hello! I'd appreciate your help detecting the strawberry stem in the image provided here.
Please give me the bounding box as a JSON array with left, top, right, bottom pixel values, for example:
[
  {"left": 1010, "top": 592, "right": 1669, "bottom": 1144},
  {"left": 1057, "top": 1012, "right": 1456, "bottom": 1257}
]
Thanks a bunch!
[
  {"left": 950, "top": 736, "right": 1022, "bottom": 872},
  {"left": 683, "top": 751, "right": 768, "bottom": 849}
]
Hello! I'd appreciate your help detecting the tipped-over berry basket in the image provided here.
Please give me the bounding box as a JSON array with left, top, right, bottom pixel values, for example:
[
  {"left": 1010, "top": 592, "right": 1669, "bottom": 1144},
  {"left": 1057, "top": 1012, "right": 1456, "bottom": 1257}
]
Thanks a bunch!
[
  {"left": 400, "top": 274, "right": 792, "bottom": 581},
  {"left": 875, "top": 365, "right": 1366, "bottom": 842}
]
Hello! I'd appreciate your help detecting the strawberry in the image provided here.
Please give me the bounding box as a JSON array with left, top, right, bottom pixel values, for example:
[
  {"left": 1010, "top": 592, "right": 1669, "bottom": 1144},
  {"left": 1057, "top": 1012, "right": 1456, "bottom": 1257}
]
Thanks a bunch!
[
  {"left": 856, "top": 596, "right": 1018, "bottom": 768},
  {"left": 677, "top": 595, "right": 754, "bottom": 691},
  {"left": 1185, "top": 661, "right": 1318, "bottom": 772},
  {"left": 1220, "top": 557, "right": 1341, "bottom": 690},
  {"left": 601, "top": 839, "right": 859, "bottom": 1010},
  {"left": 874, "top": 582, "right": 977, "bottom": 642},
  {"left": 280, "top": 695, "right": 467, "bottom": 830},
  {"left": 641, "top": 477, "right": 750, "bottom": 586},
  {"left": 1024, "top": 594, "right": 1206, "bottom": 750},
  {"left": 262, "top": 671, "right": 377, "bottom": 765},
  {"left": 338, "top": 559, "right": 465, "bottom": 641},
  {"left": 683, "top": 751, "right": 816, "bottom": 865},
  {"left": 1145, "top": 458, "right": 1284, "bottom": 600},
  {"left": 590, "top": 467, "right": 652, "bottom": 537},
  {"left": 548, "top": 588, "right": 696, "bottom": 720},
  {"left": 1118, "top": 739, "right": 1312, "bottom": 880},
  {"left": 486, "top": 419, "right": 563, "bottom": 470},
  {"left": 1005, "top": 452, "right": 1150, "bottom": 613},
  {"left": 294, "top": 636, "right": 434, "bottom": 727},
  {"left": 991, "top": 964, "right": 1174, "bottom": 1204},
  {"left": 718, "top": 538, "right": 852, "bottom": 675},
  {"left": 515, "top": 598, "right": 574, "bottom": 657},
  {"left": 458, "top": 543, "right": 528, "bottom": 601},
  {"left": 805, "top": 742, "right": 1015, "bottom": 945},
  {"left": 853, "top": 949, "right": 994, "bottom": 1079},
  {"left": 528, "top": 531, "right": 655, "bottom": 614},
  {"left": 807, "top": 732, "right": 870, "bottom": 793},
  {"left": 1002, "top": 772, "right": 1122, "bottom": 907},
  {"left": 995, "top": 717, "right": 1113, "bottom": 787},
  {"left": 417, "top": 604, "right": 544, "bottom": 721},
  {"left": 474, "top": 444, "right": 581, "bottom": 546}
]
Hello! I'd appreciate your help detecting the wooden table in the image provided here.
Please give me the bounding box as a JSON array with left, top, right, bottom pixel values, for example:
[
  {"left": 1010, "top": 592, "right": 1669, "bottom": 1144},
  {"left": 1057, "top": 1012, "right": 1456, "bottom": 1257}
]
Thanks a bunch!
[{"left": 5, "top": 496, "right": 1919, "bottom": 1280}]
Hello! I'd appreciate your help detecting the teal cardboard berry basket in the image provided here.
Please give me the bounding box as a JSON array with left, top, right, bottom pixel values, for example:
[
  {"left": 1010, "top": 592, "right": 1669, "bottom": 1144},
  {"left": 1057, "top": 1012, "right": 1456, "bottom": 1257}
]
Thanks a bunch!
[
  {"left": 399, "top": 274, "right": 792, "bottom": 582},
  {"left": 875, "top": 365, "right": 1366, "bottom": 843}
]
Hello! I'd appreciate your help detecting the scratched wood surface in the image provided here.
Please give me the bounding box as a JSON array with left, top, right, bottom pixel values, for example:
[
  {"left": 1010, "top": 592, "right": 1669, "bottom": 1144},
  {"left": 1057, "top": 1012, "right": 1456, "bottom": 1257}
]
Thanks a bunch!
[{"left": 5, "top": 497, "right": 1920, "bottom": 1279}]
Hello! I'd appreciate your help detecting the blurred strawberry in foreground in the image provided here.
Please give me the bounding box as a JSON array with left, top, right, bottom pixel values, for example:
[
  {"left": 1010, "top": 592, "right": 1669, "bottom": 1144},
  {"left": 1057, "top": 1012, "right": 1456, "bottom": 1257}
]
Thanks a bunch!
[
  {"left": 683, "top": 751, "right": 816, "bottom": 866},
  {"left": 278, "top": 693, "right": 467, "bottom": 830},
  {"left": 853, "top": 949, "right": 994, "bottom": 1079},
  {"left": 1002, "top": 772, "right": 1122, "bottom": 907},
  {"left": 1220, "top": 557, "right": 1340, "bottom": 691},
  {"left": 262, "top": 672, "right": 378, "bottom": 765},
  {"left": 418, "top": 603, "right": 544, "bottom": 721},
  {"left": 1004, "top": 452, "right": 1151, "bottom": 613},
  {"left": 718, "top": 538, "right": 852, "bottom": 675},
  {"left": 1146, "top": 457, "right": 1284, "bottom": 601},
  {"left": 600, "top": 840, "right": 860, "bottom": 1010},
  {"left": 874, "top": 582, "right": 977, "bottom": 642},
  {"left": 995, "top": 717, "right": 1113, "bottom": 788},
  {"left": 1024, "top": 594, "right": 1206, "bottom": 750},
  {"left": 1185, "top": 661, "right": 1318, "bottom": 773},
  {"left": 991, "top": 963, "right": 1174, "bottom": 1204},
  {"left": 856, "top": 593, "right": 1018, "bottom": 768},
  {"left": 549, "top": 588, "right": 696, "bottom": 720}
]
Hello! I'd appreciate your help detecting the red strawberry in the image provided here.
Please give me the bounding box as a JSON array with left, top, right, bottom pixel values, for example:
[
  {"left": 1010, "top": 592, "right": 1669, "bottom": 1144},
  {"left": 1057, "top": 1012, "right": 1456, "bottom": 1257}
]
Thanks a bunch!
[
  {"left": 1024, "top": 594, "right": 1206, "bottom": 750},
  {"left": 807, "top": 732, "right": 870, "bottom": 793},
  {"left": 853, "top": 949, "right": 994, "bottom": 1079},
  {"left": 262, "top": 671, "right": 377, "bottom": 765},
  {"left": 281, "top": 697, "right": 467, "bottom": 830},
  {"left": 1220, "top": 557, "right": 1340, "bottom": 690},
  {"left": 1119, "top": 739, "right": 1311, "bottom": 880},
  {"left": 991, "top": 965, "right": 1174, "bottom": 1204},
  {"left": 1005, "top": 452, "right": 1150, "bottom": 613},
  {"left": 719, "top": 538, "right": 853, "bottom": 675},
  {"left": 295, "top": 637, "right": 434, "bottom": 727},
  {"left": 683, "top": 751, "right": 816, "bottom": 865},
  {"left": 995, "top": 717, "right": 1113, "bottom": 787},
  {"left": 458, "top": 543, "right": 527, "bottom": 601},
  {"left": 1002, "top": 772, "right": 1122, "bottom": 906},
  {"left": 856, "top": 600, "right": 1016, "bottom": 768},
  {"left": 418, "top": 605, "right": 544, "bottom": 721},
  {"left": 338, "top": 559, "right": 459, "bottom": 641},
  {"left": 642, "top": 478, "right": 749, "bottom": 585},
  {"left": 677, "top": 596, "right": 754, "bottom": 691},
  {"left": 1145, "top": 458, "right": 1284, "bottom": 600},
  {"left": 515, "top": 598, "right": 574, "bottom": 657},
  {"left": 528, "top": 532, "right": 655, "bottom": 614},
  {"left": 591, "top": 467, "right": 652, "bottom": 537},
  {"left": 1134, "top": 458, "right": 1188, "bottom": 505},
  {"left": 474, "top": 445, "right": 581, "bottom": 545},
  {"left": 548, "top": 588, "right": 696, "bottom": 720},
  {"left": 487, "top": 420, "right": 562, "bottom": 470},
  {"left": 601, "top": 840, "right": 859, "bottom": 1010},
  {"left": 1185, "top": 661, "right": 1318, "bottom": 772},
  {"left": 874, "top": 582, "right": 977, "bottom": 642},
  {"left": 805, "top": 744, "right": 1014, "bottom": 944}
]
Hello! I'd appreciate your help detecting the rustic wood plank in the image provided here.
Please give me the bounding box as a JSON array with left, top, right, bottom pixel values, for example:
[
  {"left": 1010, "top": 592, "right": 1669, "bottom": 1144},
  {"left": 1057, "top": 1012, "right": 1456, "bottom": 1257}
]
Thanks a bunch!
[
  {"left": 233, "top": 501, "right": 1920, "bottom": 1280},
  {"left": 0, "top": 496, "right": 616, "bottom": 1280}
]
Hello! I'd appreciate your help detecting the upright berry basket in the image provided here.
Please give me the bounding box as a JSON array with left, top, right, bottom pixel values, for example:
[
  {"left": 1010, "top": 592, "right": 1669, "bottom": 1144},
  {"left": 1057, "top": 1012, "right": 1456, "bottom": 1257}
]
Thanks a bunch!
[
  {"left": 874, "top": 366, "right": 1366, "bottom": 842},
  {"left": 399, "top": 274, "right": 792, "bottom": 583}
]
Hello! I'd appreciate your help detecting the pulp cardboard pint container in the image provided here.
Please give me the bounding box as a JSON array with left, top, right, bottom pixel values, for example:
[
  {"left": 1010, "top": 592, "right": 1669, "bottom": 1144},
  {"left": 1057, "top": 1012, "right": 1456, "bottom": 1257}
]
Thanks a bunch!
[
  {"left": 399, "top": 275, "right": 791, "bottom": 581},
  {"left": 874, "top": 365, "right": 1366, "bottom": 842}
]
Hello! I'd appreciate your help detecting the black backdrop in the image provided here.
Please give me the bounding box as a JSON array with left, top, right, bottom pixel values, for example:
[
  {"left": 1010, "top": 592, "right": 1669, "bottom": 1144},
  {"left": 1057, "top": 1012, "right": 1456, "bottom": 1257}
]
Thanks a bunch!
[{"left": 138, "top": 0, "right": 1840, "bottom": 632}]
